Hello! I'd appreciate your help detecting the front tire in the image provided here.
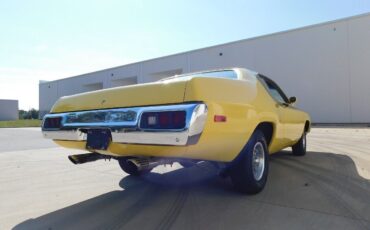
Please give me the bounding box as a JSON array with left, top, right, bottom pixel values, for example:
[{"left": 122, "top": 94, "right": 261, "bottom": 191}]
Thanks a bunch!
[
  {"left": 292, "top": 132, "right": 307, "bottom": 156},
  {"left": 230, "top": 130, "right": 269, "bottom": 194}
]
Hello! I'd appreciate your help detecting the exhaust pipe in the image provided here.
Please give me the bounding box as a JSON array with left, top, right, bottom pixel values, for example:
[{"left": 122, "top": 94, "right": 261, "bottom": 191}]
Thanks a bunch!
[
  {"left": 125, "top": 158, "right": 196, "bottom": 172},
  {"left": 126, "top": 158, "right": 162, "bottom": 171},
  {"left": 68, "top": 153, "right": 111, "bottom": 164}
]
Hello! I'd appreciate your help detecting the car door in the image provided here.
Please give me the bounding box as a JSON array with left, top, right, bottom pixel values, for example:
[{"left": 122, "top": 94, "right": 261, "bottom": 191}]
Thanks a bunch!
[
  {"left": 278, "top": 103, "right": 304, "bottom": 144},
  {"left": 258, "top": 75, "right": 302, "bottom": 145}
]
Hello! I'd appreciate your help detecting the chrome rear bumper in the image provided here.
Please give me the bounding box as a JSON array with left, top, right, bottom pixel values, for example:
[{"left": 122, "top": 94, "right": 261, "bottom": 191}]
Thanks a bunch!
[{"left": 42, "top": 103, "right": 207, "bottom": 146}]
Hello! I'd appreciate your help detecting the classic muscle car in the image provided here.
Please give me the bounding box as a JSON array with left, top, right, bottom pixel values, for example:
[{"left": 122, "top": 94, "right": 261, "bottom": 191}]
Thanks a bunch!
[{"left": 42, "top": 68, "right": 310, "bottom": 194}]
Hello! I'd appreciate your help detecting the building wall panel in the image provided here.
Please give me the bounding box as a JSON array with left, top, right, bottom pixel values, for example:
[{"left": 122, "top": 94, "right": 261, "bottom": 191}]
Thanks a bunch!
[
  {"left": 38, "top": 14, "right": 370, "bottom": 123},
  {"left": 0, "top": 100, "right": 18, "bottom": 121}
]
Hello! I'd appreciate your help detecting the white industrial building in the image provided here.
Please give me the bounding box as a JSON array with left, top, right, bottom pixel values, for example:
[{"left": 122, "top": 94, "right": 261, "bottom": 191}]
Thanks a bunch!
[
  {"left": 39, "top": 13, "right": 370, "bottom": 124},
  {"left": 0, "top": 99, "right": 18, "bottom": 121}
]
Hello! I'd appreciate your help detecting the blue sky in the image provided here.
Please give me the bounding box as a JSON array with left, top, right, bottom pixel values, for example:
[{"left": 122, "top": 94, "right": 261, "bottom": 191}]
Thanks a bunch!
[{"left": 1, "top": 0, "right": 370, "bottom": 110}]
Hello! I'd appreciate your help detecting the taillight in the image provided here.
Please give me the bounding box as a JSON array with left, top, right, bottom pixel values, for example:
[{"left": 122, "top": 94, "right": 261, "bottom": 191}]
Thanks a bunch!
[
  {"left": 140, "top": 111, "right": 186, "bottom": 130},
  {"left": 43, "top": 117, "right": 62, "bottom": 129}
]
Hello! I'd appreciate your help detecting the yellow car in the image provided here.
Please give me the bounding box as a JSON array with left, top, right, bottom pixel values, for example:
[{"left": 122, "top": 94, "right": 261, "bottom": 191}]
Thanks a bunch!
[{"left": 42, "top": 68, "right": 310, "bottom": 194}]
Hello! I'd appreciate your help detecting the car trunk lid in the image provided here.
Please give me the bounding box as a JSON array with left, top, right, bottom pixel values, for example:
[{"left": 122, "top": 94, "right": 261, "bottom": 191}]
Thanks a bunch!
[{"left": 51, "top": 80, "right": 187, "bottom": 113}]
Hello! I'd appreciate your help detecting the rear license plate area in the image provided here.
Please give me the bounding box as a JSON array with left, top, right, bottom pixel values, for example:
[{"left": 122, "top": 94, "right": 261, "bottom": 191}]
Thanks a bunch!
[{"left": 86, "top": 129, "right": 111, "bottom": 150}]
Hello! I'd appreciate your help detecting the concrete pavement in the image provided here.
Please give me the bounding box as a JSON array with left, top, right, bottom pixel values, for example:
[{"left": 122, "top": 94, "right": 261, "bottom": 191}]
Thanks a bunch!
[
  {"left": 0, "top": 128, "right": 55, "bottom": 152},
  {"left": 0, "top": 128, "right": 370, "bottom": 229}
]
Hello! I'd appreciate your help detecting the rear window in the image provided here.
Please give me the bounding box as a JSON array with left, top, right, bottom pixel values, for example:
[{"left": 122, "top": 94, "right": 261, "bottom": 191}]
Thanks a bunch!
[
  {"left": 190, "top": 70, "right": 237, "bottom": 79},
  {"left": 162, "top": 70, "right": 237, "bottom": 81}
]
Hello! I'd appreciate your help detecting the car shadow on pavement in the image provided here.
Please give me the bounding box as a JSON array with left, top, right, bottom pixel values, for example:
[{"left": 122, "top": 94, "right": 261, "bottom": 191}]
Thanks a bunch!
[{"left": 13, "top": 151, "right": 370, "bottom": 230}]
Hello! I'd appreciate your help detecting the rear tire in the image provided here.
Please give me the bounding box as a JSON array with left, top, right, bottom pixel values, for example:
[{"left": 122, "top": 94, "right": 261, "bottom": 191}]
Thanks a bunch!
[
  {"left": 230, "top": 130, "right": 269, "bottom": 194},
  {"left": 118, "top": 159, "right": 149, "bottom": 176},
  {"left": 179, "top": 159, "right": 197, "bottom": 168},
  {"left": 292, "top": 132, "right": 307, "bottom": 156}
]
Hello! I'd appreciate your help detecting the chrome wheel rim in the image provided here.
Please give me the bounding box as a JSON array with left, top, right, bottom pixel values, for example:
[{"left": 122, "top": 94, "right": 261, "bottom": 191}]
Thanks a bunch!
[
  {"left": 252, "top": 142, "right": 265, "bottom": 181},
  {"left": 302, "top": 134, "right": 306, "bottom": 149}
]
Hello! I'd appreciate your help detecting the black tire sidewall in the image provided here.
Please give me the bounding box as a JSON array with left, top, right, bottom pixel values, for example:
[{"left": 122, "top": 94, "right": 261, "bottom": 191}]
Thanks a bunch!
[
  {"left": 292, "top": 132, "right": 307, "bottom": 156},
  {"left": 230, "top": 130, "right": 269, "bottom": 194},
  {"left": 118, "top": 159, "right": 142, "bottom": 176}
]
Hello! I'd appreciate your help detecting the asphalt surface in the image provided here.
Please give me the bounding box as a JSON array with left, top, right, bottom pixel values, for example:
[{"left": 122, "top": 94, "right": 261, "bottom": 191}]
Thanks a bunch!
[{"left": 1, "top": 127, "right": 370, "bottom": 230}]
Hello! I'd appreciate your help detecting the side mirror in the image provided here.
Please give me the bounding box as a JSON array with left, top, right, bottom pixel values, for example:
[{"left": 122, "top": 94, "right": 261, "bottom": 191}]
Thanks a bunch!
[{"left": 288, "top": 96, "right": 297, "bottom": 104}]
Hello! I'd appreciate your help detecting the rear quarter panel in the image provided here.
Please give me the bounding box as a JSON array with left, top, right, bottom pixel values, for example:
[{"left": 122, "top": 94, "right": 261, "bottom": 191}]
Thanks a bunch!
[{"left": 183, "top": 77, "right": 281, "bottom": 161}]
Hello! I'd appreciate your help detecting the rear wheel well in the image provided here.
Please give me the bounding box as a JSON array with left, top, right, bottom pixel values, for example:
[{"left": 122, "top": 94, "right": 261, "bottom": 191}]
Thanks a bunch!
[{"left": 255, "top": 122, "right": 274, "bottom": 147}]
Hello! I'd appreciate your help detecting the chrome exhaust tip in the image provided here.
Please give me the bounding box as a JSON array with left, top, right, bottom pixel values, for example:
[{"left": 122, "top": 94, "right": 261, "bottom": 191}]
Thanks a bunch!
[
  {"left": 126, "top": 158, "right": 158, "bottom": 171},
  {"left": 68, "top": 153, "right": 110, "bottom": 164}
]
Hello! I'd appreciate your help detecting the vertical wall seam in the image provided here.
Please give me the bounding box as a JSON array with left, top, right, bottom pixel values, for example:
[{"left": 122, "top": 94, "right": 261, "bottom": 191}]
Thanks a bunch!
[
  {"left": 186, "top": 53, "right": 190, "bottom": 73},
  {"left": 139, "top": 63, "right": 143, "bottom": 83},
  {"left": 345, "top": 20, "right": 353, "bottom": 123}
]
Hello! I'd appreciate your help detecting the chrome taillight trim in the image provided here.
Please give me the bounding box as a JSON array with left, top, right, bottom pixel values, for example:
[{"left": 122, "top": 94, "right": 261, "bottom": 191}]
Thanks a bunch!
[{"left": 42, "top": 103, "right": 208, "bottom": 146}]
